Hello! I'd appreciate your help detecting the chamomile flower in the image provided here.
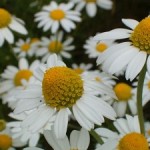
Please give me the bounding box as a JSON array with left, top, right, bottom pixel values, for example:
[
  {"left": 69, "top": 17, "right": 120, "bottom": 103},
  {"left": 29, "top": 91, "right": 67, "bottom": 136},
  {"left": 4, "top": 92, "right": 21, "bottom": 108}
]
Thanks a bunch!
[
  {"left": 0, "top": 58, "right": 40, "bottom": 107},
  {"left": 34, "top": 1, "right": 81, "bottom": 33},
  {"left": 0, "top": 8, "right": 27, "bottom": 46},
  {"left": 35, "top": 31, "right": 75, "bottom": 62},
  {"left": 13, "top": 38, "right": 38, "bottom": 58},
  {"left": 71, "top": 0, "right": 113, "bottom": 18},
  {"left": 84, "top": 37, "right": 115, "bottom": 58},
  {"left": 14, "top": 54, "right": 116, "bottom": 139},
  {"left": 72, "top": 63, "right": 93, "bottom": 74},
  {"left": 0, "top": 120, "right": 26, "bottom": 150},
  {"left": 111, "top": 82, "right": 137, "bottom": 117},
  {"left": 96, "top": 115, "right": 150, "bottom": 150},
  {"left": 94, "top": 16, "right": 150, "bottom": 81}
]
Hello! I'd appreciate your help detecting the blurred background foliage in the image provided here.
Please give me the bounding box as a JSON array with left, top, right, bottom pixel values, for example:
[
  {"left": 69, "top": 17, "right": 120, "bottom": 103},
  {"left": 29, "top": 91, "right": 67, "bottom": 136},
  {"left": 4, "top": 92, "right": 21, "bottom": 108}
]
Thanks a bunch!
[{"left": 0, "top": 0, "right": 150, "bottom": 149}]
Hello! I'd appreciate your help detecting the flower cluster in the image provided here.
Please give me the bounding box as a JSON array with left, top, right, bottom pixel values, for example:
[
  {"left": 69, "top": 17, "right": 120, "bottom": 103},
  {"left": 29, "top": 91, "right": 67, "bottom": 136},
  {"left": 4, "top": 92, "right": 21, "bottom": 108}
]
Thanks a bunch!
[{"left": 0, "top": 0, "right": 150, "bottom": 150}]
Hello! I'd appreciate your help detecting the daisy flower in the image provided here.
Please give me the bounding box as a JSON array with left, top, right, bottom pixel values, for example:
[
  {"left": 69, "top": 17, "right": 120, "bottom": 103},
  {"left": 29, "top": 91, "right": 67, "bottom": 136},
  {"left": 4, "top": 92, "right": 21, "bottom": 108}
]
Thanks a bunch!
[
  {"left": 0, "top": 58, "right": 40, "bottom": 107},
  {"left": 94, "top": 16, "right": 150, "bottom": 81},
  {"left": 14, "top": 54, "right": 116, "bottom": 139},
  {"left": 13, "top": 38, "right": 39, "bottom": 58},
  {"left": 95, "top": 115, "right": 150, "bottom": 150},
  {"left": 71, "top": 0, "right": 113, "bottom": 18},
  {"left": 111, "top": 82, "right": 137, "bottom": 117},
  {"left": 72, "top": 63, "right": 93, "bottom": 74},
  {"left": 0, "top": 120, "right": 26, "bottom": 150},
  {"left": 0, "top": 8, "right": 27, "bottom": 46},
  {"left": 34, "top": 1, "right": 81, "bottom": 33},
  {"left": 84, "top": 36, "right": 115, "bottom": 58},
  {"left": 35, "top": 31, "right": 75, "bottom": 62}
]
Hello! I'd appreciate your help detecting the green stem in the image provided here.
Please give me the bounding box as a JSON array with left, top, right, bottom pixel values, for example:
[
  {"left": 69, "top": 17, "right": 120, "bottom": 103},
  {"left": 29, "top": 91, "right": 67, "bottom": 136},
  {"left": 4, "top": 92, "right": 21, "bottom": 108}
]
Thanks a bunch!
[
  {"left": 90, "top": 129, "right": 104, "bottom": 145},
  {"left": 137, "top": 62, "right": 146, "bottom": 135}
]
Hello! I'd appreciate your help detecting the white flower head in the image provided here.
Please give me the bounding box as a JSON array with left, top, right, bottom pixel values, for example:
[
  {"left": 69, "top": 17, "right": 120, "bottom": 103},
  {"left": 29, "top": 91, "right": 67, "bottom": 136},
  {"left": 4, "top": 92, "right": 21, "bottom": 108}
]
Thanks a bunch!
[
  {"left": 35, "top": 1, "right": 81, "bottom": 33},
  {"left": 14, "top": 54, "right": 116, "bottom": 139},
  {"left": 0, "top": 8, "right": 27, "bottom": 46},
  {"left": 0, "top": 58, "right": 40, "bottom": 108},
  {"left": 35, "top": 31, "right": 75, "bottom": 62},
  {"left": 96, "top": 115, "right": 150, "bottom": 150},
  {"left": 84, "top": 36, "right": 116, "bottom": 58},
  {"left": 70, "top": 0, "right": 113, "bottom": 18},
  {"left": 13, "top": 38, "right": 39, "bottom": 58},
  {"left": 94, "top": 16, "right": 150, "bottom": 81}
]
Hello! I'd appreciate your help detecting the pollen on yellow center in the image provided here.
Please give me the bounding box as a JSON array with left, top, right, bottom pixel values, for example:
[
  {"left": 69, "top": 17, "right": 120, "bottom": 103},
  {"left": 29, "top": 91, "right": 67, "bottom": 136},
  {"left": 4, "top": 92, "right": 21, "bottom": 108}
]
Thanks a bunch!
[
  {"left": 0, "top": 134, "right": 12, "bottom": 150},
  {"left": 96, "top": 43, "right": 108, "bottom": 53},
  {"left": 147, "top": 81, "right": 150, "bottom": 89},
  {"left": 130, "top": 17, "right": 150, "bottom": 53},
  {"left": 85, "top": 0, "right": 96, "bottom": 3},
  {"left": 114, "top": 83, "right": 132, "bottom": 101},
  {"left": 42, "top": 66, "right": 83, "bottom": 110},
  {"left": 0, "top": 8, "right": 11, "bottom": 28},
  {"left": 14, "top": 69, "right": 33, "bottom": 86},
  {"left": 0, "top": 120, "right": 6, "bottom": 131},
  {"left": 50, "top": 9, "right": 65, "bottom": 20},
  {"left": 118, "top": 132, "right": 149, "bottom": 150},
  {"left": 21, "top": 43, "right": 30, "bottom": 52},
  {"left": 48, "top": 41, "right": 63, "bottom": 53},
  {"left": 95, "top": 77, "right": 102, "bottom": 82}
]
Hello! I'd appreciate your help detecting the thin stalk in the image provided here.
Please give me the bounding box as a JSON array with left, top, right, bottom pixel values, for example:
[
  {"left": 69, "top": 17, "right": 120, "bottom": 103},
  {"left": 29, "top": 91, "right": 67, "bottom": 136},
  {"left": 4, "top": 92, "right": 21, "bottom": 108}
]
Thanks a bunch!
[
  {"left": 90, "top": 129, "right": 104, "bottom": 145},
  {"left": 137, "top": 62, "right": 146, "bottom": 135}
]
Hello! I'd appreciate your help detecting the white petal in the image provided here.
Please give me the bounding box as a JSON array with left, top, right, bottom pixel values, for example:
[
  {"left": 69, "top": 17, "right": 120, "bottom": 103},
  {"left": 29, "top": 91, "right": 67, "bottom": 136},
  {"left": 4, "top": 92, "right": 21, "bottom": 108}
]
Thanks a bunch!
[
  {"left": 19, "top": 58, "right": 28, "bottom": 69},
  {"left": 1, "top": 28, "right": 14, "bottom": 43},
  {"left": 86, "top": 3, "right": 97, "bottom": 17},
  {"left": 122, "top": 19, "right": 139, "bottom": 30}
]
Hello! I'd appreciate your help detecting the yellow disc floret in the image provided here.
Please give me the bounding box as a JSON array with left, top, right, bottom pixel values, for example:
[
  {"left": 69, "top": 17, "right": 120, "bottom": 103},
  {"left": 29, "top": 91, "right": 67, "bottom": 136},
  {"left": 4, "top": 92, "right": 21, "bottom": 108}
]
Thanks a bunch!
[
  {"left": 14, "top": 70, "right": 33, "bottom": 86},
  {"left": 96, "top": 43, "right": 108, "bottom": 53},
  {"left": 130, "top": 17, "right": 150, "bottom": 53},
  {"left": 42, "top": 67, "right": 83, "bottom": 110},
  {"left": 21, "top": 43, "right": 30, "bottom": 52},
  {"left": 114, "top": 83, "right": 132, "bottom": 101},
  {"left": 0, "top": 120, "right": 6, "bottom": 131},
  {"left": 48, "top": 41, "right": 63, "bottom": 53},
  {"left": 0, "top": 8, "right": 11, "bottom": 28},
  {"left": 85, "top": 0, "right": 96, "bottom": 2},
  {"left": 0, "top": 134, "right": 12, "bottom": 150},
  {"left": 50, "top": 9, "right": 65, "bottom": 20},
  {"left": 118, "top": 132, "right": 149, "bottom": 150}
]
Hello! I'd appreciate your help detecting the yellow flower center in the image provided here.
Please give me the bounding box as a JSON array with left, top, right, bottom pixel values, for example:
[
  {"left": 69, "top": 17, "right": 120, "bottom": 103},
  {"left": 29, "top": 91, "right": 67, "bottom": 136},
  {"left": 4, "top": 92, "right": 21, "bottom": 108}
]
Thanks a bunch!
[
  {"left": 118, "top": 132, "right": 149, "bottom": 150},
  {"left": 85, "top": 0, "right": 96, "bottom": 3},
  {"left": 73, "top": 68, "right": 84, "bottom": 74},
  {"left": 50, "top": 9, "right": 65, "bottom": 20},
  {"left": 95, "top": 77, "right": 102, "bottom": 82},
  {"left": 14, "top": 70, "right": 33, "bottom": 86},
  {"left": 0, "top": 8, "right": 11, "bottom": 28},
  {"left": 42, "top": 67, "right": 83, "bottom": 110},
  {"left": 30, "top": 38, "right": 40, "bottom": 44},
  {"left": 0, "top": 134, "right": 12, "bottom": 150},
  {"left": 21, "top": 43, "right": 31, "bottom": 52},
  {"left": 114, "top": 83, "right": 132, "bottom": 101},
  {"left": 0, "top": 120, "right": 6, "bottom": 131},
  {"left": 48, "top": 41, "right": 63, "bottom": 53},
  {"left": 147, "top": 81, "right": 150, "bottom": 89},
  {"left": 96, "top": 43, "right": 108, "bottom": 53},
  {"left": 130, "top": 17, "right": 150, "bottom": 53}
]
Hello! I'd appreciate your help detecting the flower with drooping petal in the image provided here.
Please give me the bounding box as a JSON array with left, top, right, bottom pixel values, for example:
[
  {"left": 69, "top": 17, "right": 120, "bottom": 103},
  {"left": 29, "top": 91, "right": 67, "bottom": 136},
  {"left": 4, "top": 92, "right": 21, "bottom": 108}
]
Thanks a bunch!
[
  {"left": 95, "top": 115, "right": 150, "bottom": 150},
  {"left": 70, "top": 0, "right": 113, "bottom": 18},
  {"left": 0, "top": 8, "right": 27, "bottom": 46},
  {"left": 34, "top": 1, "right": 81, "bottom": 33},
  {"left": 94, "top": 16, "right": 150, "bottom": 81},
  {"left": 14, "top": 54, "right": 116, "bottom": 139},
  {"left": 35, "top": 31, "right": 75, "bottom": 62}
]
